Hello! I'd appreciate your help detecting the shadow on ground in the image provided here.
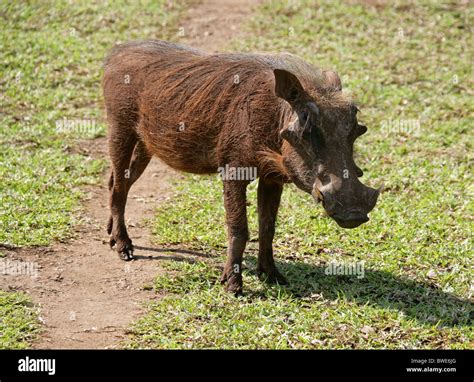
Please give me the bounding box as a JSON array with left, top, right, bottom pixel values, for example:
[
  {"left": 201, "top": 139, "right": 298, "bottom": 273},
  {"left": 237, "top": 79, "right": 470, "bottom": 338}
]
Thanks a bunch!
[
  {"left": 132, "top": 246, "right": 472, "bottom": 328},
  {"left": 263, "top": 258, "right": 473, "bottom": 328}
]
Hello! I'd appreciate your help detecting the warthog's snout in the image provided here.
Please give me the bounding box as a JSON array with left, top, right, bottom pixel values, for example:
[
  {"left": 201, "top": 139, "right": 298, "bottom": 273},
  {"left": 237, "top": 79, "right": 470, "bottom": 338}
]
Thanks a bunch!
[
  {"left": 331, "top": 209, "right": 370, "bottom": 229},
  {"left": 312, "top": 183, "right": 380, "bottom": 229}
]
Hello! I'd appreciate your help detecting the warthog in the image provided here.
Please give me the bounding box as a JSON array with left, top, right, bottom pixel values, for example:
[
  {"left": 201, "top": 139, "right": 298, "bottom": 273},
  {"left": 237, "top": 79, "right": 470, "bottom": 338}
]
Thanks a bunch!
[{"left": 103, "top": 40, "right": 380, "bottom": 295}]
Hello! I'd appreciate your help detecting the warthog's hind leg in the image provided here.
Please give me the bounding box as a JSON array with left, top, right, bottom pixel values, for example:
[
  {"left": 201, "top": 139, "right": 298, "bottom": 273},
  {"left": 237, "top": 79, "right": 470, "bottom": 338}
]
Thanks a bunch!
[
  {"left": 108, "top": 123, "right": 153, "bottom": 261},
  {"left": 107, "top": 140, "right": 152, "bottom": 238}
]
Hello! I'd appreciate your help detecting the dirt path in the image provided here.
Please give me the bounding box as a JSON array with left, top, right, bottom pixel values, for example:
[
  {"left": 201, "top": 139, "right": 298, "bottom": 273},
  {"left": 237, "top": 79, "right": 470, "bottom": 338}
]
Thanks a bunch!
[{"left": 0, "top": 0, "right": 261, "bottom": 349}]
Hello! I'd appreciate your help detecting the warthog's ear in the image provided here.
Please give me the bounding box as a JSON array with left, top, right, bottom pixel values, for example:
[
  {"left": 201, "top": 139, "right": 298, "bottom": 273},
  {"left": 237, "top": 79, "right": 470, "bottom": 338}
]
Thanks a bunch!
[
  {"left": 322, "top": 70, "right": 342, "bottom": 91},
  {"left": 274, "top": 69, "right": 308, "bottom": 107}
]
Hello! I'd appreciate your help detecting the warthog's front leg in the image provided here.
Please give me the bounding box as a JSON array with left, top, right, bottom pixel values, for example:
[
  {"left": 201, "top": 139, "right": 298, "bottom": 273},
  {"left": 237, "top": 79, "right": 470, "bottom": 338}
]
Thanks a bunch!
[
  {"left": 220, "top": 180, "right": 249, "bottom": 296},
  {"left": 257, "top": 178, "right": 287, "bottom": 284}
]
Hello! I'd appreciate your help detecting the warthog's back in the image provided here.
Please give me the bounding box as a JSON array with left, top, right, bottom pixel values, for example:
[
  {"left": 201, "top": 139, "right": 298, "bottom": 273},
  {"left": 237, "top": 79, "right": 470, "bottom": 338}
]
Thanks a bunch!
[{"left": 103, "top": 40, "right": 327, "bottom": 174}]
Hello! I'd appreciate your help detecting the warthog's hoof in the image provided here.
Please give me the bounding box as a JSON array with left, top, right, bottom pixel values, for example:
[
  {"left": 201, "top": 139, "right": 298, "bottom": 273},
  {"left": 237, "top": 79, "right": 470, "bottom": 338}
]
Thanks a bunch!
[
  {"left": 109, "top": 237, "right": 134, "bottom": 261},
  {"left": 257, "top": 266, "right": 288, "bottom": 285},
  {"left": 220, "top": 270, "right": 243, "bottom": 297},
  {"left": 118, "top": 242, "right": 134, "bottom": 261}
]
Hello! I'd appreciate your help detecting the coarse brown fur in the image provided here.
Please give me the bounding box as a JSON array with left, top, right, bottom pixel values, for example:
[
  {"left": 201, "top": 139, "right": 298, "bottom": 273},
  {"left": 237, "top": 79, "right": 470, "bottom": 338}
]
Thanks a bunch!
[{"left": 103, "top": 40, "right": 379, "bottom": 295}]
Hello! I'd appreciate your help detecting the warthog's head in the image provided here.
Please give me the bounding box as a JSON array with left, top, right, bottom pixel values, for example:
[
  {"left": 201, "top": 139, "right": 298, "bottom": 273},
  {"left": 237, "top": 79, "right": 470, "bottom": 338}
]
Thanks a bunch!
[{"left": 274, "top": 69, "right": 380, "bottom": 228}]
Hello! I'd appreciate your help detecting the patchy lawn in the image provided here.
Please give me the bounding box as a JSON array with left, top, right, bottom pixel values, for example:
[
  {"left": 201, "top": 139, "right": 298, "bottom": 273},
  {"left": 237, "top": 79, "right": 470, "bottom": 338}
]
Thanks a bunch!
[
  {"left": 0, "top": 0, "right": 184, "bottom": 246},
  {"left": 0, "top": 290, "right": 39, "bottom": 349}
]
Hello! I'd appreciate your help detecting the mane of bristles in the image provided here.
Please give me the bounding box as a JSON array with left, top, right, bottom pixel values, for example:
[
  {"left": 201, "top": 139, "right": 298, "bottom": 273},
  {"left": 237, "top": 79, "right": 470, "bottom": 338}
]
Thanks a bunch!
[
  {"left": 253, "top": 52, "right": 353, "bottom": 111},
  {"left": 140, "top": 50, "right": 353, "bottom": 123}
]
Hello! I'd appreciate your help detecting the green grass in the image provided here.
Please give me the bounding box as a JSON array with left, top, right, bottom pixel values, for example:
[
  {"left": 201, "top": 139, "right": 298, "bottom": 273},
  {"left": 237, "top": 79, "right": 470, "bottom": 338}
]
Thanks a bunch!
[
  {"left": 0, "top": 0, "right": 185, "bottom": 245},
  {"left": 128, "top": 0, "right": 473, "bottom": 349},
  {"left": 0, "top": 0, "right": 186, "bottom": 348},
  {"left": 0, "top": 291, "right": 39, "bottom": 349}
]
